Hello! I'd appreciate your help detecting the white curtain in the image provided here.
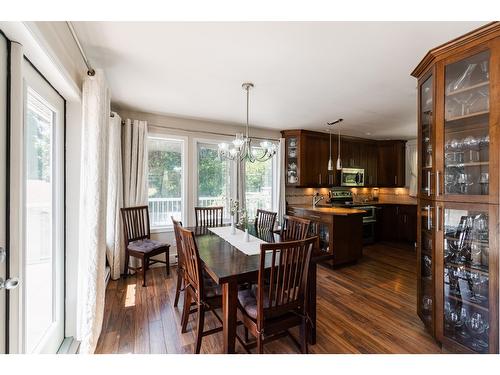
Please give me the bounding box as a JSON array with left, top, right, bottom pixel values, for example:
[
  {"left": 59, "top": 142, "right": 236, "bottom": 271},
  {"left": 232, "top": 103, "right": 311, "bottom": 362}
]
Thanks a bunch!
[
  {"left": 106, "top": 113, "right": 124, "bottom": 280},
  {"left": 76, "top": 70, "right": 110, "bottom": 354},
  {"left": 121, "top": 119, "right": 149, "bottom": 273},
  {"left": 276, "top": 138, "right": 287, "bottom": 226},
  {"left": 122, "top": 119, "right": 149, "bottom": 208},
  {"left": 406, "top": 139, "right": 418, "bottom": 197}
]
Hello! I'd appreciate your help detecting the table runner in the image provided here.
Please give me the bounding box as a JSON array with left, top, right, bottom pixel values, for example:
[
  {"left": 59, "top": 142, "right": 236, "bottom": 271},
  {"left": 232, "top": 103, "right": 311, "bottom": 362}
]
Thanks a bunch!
[{"left": 208, "top": 226, "right": 267, "bottom": 256}]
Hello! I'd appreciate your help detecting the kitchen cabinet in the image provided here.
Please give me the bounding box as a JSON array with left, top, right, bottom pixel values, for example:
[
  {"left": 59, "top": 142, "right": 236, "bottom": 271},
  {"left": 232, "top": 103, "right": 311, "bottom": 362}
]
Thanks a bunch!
[
  {"left": 286, "top": 205, "right": 364, "bottom": 266},
  {"left": 412, "top": 22, "right": 500, "bottom": 353},
  {"left": 377, "top": 204, "right": 416, "bottom": 244},
  {"left": 282, "top": 130, "right": 335, "bottom": 187},
  {"left": 377, "top": 140, "right": 406, "bottom": 187},
  {"left": 282, "top": 130, "right": 402, "bottom": 188}
]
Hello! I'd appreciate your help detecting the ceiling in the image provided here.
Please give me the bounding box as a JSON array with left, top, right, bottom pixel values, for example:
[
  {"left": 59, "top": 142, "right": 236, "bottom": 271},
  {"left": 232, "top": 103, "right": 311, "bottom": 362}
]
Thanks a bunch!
[{"left": 73, "top": 21, "right": 486, "bottom": 139}]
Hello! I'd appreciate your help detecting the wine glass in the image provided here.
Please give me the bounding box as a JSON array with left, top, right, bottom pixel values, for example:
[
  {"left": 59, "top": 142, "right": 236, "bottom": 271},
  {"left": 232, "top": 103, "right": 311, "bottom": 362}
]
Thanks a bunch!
[
  {"left": 466, "top": 312, "right": 489, "bottom": 352},
  {"left": 455, "top": 307, "right": 470, "bottom": 340}
]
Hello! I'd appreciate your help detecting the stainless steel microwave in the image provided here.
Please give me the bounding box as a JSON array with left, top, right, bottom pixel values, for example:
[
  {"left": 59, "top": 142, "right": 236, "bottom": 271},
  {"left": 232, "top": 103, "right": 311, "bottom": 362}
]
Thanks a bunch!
[{"left": 341, "top": 168, "right": 365, "bottom": 186}]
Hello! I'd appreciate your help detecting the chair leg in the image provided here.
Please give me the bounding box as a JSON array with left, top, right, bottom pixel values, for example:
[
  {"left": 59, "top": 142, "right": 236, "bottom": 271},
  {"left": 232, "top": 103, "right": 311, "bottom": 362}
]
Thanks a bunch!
[
  {"left": 124, "top": 251, "right": 130, "bottom": 278},
  {"left": 181, "top": 287, "right": 191, "bottom": 333},
  {"left": 257, "top": 333, "right": 264, "bottom": 354},
  {"left": 300, "top": 318, "right": 309, "bottom": 354},
  {"left": 142, "top": 255, "right": 147, "bottom": 287},
  {"left": 166, "top": 248, "right": 170, "bottom": 276},
  {"left": 174, "top": 268, "right": 183, "bottom": 307},
  {"left": 195, "top": 304, "right": 205, "bottom": 354}
]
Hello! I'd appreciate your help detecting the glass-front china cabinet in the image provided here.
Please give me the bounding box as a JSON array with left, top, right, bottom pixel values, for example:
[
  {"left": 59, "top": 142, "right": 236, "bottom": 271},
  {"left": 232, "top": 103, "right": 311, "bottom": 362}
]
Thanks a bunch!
[{"left": 413, "top": 22, "right": 500, "bottom": 353}]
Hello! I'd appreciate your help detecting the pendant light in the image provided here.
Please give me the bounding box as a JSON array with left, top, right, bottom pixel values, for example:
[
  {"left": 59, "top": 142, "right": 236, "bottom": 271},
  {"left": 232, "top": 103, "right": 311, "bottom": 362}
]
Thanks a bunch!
[
  {"left": 327, "top": 118, "right": 343, "bottom": 170},
  {"left": 327, "top": 128, "right": 333, "bottom": 171}
]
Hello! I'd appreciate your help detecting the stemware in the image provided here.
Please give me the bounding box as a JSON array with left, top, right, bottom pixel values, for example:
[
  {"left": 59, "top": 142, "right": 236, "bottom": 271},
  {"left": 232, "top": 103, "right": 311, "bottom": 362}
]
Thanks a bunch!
[
  {"left": 466, "top": 312, "right": 489, "bottom": 352},
  {"left": 479, "top": 60, "right": 489, "bottom": 81},
  {"left": 453, "top": 93, "right": 474, "bottom": 117},
  {"left": 468, "top": 272, "right": 488, "bottom": 304}
]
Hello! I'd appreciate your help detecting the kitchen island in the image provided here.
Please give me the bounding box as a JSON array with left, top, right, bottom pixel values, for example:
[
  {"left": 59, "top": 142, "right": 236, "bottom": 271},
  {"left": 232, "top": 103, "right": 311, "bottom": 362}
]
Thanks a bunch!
[{"left": 287, "top": 205, "right": 365, "bottom": 266}]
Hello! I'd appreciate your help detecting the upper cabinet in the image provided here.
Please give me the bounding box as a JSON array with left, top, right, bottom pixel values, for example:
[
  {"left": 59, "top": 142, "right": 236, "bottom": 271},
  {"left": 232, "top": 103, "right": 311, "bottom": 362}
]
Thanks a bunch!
[
  {"left": 377, "top": 140, "right": 406, "bottom": 187},
  {"left": 281, "top": 130, "right": 405, "bottom": 188}
]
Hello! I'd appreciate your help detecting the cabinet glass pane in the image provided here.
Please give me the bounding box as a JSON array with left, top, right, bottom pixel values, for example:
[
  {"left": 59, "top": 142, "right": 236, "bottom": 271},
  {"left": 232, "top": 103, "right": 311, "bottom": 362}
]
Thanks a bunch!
[
  {"left": 443, "top": 207, "right": 490, "bottom": 353},
  {"left": 421, "top": 75, "right": 433, "bottom": 195},
  {"left": 287, "top": 137, "right": 298, "bottom": 184},
  {"left": 444, "top": 50, "right": 490, "bottom": 196},
  {"left": 419, "top": 203, "right": 433, "bottom": 325}
]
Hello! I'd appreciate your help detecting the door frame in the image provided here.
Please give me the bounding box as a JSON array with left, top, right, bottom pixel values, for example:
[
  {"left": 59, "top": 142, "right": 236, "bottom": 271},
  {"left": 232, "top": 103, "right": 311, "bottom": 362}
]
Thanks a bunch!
[{"left": 7, "top": 49, "right": 67, "bottom": 353}]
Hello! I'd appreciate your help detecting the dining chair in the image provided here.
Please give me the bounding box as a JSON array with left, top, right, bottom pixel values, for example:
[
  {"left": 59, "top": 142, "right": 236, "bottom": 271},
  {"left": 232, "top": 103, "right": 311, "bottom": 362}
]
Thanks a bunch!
[
  {"left": 171, "top": 217, "right": 184, "bottom": 307},
  {"left": 281, "top": 215, "right": 311, "bottom": 240},
  {"left": 121, "top": 205, "right": 170, "bottom": 287},
  {"left": 194, "top": 206, "right": 224, "bottom": 228},
  {"left": 237, "top": 236, "right": 317, "bottom": 354},
  {"left": 178, "top": 226, "right": 224, "bottom": 353},
  {"left": 254, "top": 209, "right": 277, "bottom": 232}
]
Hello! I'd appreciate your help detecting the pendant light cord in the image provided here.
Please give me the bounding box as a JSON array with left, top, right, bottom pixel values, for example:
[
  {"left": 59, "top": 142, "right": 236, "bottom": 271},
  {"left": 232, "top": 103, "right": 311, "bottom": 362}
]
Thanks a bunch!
[{"left": 246, "top": 85, "right": 249, "bottom": 138}]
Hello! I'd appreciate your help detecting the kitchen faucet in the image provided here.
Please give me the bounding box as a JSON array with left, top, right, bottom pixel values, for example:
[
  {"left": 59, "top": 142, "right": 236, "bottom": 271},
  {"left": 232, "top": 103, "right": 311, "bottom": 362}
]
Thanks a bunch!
[{"left": 312, "top": 193, "right": 325, "bottom": 207}]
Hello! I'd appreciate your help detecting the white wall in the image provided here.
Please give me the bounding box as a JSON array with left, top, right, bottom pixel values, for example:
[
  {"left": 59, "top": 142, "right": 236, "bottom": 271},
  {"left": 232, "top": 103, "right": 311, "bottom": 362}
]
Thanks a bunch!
[{"left": 116, "top": 108, "right": 281, "bottom": 261}]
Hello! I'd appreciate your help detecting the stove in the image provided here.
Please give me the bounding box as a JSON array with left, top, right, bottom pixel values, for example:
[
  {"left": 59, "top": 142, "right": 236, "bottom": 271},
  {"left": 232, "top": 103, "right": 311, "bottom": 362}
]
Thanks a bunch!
[{"left": 328, "top": 190, "right": 354, "bottom": 206}]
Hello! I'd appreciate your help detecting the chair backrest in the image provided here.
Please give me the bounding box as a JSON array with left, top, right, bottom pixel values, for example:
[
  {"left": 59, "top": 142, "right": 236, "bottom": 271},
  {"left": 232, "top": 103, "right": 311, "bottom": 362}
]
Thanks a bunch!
[
  {"left": 256, "top": 236, "right": 316, "bottom": 331},
  {"left": 194, "top": 206, "right": 224, "bottom": 228},
  {"left": 121, "top": 206, "right": 151, "bottom": 244},
  {"left": 171, "top": 216, "right": 184, "bottom": 267},
  {"left": 255, "top": 209, "right": 277, "bottom": 232},
  {"left": 281, "top": 215, "right": 311, "bottom": 241},
  {"left": 178, "top": 226, "right": 203, "bottom": 300}
]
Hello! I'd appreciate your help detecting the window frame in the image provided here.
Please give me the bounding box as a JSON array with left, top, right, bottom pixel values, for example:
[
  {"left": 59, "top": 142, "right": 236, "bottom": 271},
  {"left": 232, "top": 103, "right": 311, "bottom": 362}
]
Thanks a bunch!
[
  {"left": 147, "top": 133, "right": 188, "bottom": 233},
  {"left": 192, "top": 137, "right": 237, "bottom": 224}
]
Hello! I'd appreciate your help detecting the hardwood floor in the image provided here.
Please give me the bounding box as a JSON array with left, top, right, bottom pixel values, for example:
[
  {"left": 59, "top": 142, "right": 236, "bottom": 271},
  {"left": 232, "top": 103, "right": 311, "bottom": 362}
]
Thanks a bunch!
[{"left": 95, "top": 242, "right": 442, "bottom": 354}]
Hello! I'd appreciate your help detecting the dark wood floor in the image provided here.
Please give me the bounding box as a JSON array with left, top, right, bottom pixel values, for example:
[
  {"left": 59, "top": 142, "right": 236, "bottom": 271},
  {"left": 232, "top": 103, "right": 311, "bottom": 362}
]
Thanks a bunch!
[{"left": 95, "top": 242, "right": 442, "bottom": 354}]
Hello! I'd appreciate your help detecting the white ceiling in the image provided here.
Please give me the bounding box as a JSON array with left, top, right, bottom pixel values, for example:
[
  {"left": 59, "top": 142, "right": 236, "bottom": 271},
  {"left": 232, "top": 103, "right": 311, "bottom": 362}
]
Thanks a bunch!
[{"left": 74, "top": 21, "right": 486, "bottom": 139}]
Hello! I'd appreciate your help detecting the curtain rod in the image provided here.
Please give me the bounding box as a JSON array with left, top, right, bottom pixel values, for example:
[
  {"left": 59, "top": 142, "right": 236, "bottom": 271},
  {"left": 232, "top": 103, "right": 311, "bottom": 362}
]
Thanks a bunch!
[
  {"left": 66, "top": 21, "right": 95, "bottom": 76},
  {"left": 111, "top": 115, "right": 279, "bottom": 141}
]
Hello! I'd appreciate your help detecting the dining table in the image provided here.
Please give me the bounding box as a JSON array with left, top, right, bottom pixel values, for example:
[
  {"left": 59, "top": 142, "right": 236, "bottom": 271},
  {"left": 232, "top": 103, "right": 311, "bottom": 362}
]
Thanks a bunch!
[{"left": 185, "top": 224, "right": 332, "bottom": 354}]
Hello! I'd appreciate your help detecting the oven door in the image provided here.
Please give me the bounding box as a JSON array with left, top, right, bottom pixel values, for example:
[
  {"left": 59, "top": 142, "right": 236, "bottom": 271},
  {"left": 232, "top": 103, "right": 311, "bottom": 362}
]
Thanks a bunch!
[{"left": 341, "top": 168, "right": 364, "bottom": 186}]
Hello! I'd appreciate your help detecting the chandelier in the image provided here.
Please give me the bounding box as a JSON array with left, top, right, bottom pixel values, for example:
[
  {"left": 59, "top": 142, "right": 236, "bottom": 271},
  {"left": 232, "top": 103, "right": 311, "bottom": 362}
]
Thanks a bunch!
[{"left": 218, "top": 82, "right": 277, "bottom": 162}]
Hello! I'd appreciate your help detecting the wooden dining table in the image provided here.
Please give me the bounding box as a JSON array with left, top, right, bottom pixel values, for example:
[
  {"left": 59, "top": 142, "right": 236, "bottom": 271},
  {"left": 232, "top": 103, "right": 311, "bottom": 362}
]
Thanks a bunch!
[{"left": 186, "top": 225, "right": 331, "bottom": 354}]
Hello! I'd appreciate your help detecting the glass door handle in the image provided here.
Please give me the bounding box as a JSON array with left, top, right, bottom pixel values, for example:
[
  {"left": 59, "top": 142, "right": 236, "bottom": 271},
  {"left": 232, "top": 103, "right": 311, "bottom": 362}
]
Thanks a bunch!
[
  {"left": 436, "top": 171, "right": 440, "bottom": 196},
  {"left": 436, "top": 205, "right": 442, "bottom": 232},
  {"left": 427, "top": 171, "right": 432, "bottom": 196}
]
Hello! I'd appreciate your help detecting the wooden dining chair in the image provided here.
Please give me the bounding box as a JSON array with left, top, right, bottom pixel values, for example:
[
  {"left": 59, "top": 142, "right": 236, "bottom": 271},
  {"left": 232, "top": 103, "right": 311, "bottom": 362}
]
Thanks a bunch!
[
  {"left": 171, "top": 217, "right": 184, "bottom": 307},
  {"left": 178, "top": 226, "right": 224, "bottom": 353},
  {"left": 121, "top": 206, "right": 170, "bottom": 287},
  {"left": 194, "top": 206, "right": 224, "bottom": 228},
  {"left": 237, "top": 236, "right": 317, "bottom": 354},
  {"left": 254, "top": 209, "right": 277, "bottom": 232},
  {"left": 281, "top": 215, "right": 311, "bottom": 241}
]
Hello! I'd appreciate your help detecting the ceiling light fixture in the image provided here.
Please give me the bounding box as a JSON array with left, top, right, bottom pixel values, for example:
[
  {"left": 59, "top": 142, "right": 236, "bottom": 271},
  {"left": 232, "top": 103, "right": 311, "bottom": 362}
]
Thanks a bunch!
[
  {"left": 327, "top": 118, "right": 343, "bottom": 171},
  {"left": 218, "top": 83, "right": 277, "bottom": 163}
]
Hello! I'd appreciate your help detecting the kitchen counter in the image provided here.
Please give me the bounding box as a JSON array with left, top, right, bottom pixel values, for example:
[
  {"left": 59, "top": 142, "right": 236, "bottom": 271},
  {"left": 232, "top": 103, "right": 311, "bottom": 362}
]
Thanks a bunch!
[
  {"left": 317, "top": 201, "right": 417, "bottom": 208},
  {"left": 288, "top": 204, "right": 365, "bottom": 216}
]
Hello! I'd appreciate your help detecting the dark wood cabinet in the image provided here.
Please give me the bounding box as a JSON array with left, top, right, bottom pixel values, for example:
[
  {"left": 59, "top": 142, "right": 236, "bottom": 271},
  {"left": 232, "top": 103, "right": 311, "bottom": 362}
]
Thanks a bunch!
[
  {"left": 413, "top": 22, "right": 500, "bottom": 353},
  {"left": 377, "top": 140, "right": 406, "bottom": 187},
  {"left": 377, "top": 204, "right": 417, "bottom": 244},
  {"left": 282, "top": 130, "right": 404, "bottom": 188}
]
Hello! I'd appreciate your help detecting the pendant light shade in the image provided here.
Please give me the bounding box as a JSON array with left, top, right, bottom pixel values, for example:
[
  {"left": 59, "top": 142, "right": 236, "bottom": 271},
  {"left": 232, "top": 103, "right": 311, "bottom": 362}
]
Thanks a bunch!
[
  {"left": 336, "top": 127, "right": 342, "bottom": 170},
  {"left": 327, "top": 128, "right": 333, "bottom": 171}
]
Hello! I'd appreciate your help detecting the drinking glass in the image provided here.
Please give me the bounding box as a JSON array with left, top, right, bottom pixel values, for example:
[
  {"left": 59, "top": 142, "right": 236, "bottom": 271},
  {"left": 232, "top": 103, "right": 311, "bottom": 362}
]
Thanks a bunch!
[{"left": 466, "top": 312, "right": 489, "bottom": 352}]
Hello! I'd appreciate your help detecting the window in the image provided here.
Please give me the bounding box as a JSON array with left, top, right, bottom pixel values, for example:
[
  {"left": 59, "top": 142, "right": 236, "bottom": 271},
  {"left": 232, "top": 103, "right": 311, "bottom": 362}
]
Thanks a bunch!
[
  {"left": 244, "top": 145, "right": 275, "bottom": 219},
  {"left": 147, "top": 136, "right": 185, "bottom": 229},
  {"left": 196, "top": 141, "right": 234, "bottom": 220}
]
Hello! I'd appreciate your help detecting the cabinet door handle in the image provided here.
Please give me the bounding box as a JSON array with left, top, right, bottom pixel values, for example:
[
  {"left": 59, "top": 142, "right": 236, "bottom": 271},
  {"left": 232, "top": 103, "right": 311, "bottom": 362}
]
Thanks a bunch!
[
  {"left": 425, "top": 205, "right": 431, "bottom": 230},
  {"left": 319, "top": 174, "right": 322, "bottom": 185},
  {"left": 436, "top": 204, "right": 441, "bottom": 232},
  {"left": 436, "top": 171, "right": 440, "bottom": 197},
  {"left": 394, "top": 175, "right": 397, "bottom": 185},
  {"left": 427, "top": 171, "right": 431, "bottom": 196}
]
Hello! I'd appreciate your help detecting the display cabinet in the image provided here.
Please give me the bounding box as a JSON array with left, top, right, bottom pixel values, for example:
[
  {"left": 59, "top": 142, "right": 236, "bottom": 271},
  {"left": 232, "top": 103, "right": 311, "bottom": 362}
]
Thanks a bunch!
[{"left": 412, "top": 22, "right": 500, "bottom": 353}]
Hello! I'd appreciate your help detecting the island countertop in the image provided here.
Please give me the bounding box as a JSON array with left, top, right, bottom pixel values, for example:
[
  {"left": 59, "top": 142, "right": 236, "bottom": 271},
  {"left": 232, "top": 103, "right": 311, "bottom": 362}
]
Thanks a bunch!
[{"left": 288, "top": 205, "right": 366, "bottom": 216}]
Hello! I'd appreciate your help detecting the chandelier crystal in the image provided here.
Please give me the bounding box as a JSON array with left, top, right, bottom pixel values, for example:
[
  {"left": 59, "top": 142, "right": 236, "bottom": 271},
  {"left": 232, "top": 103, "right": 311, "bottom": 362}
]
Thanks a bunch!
[{"left": 218, "top": 83, "right": 277, "bottom": 162}]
